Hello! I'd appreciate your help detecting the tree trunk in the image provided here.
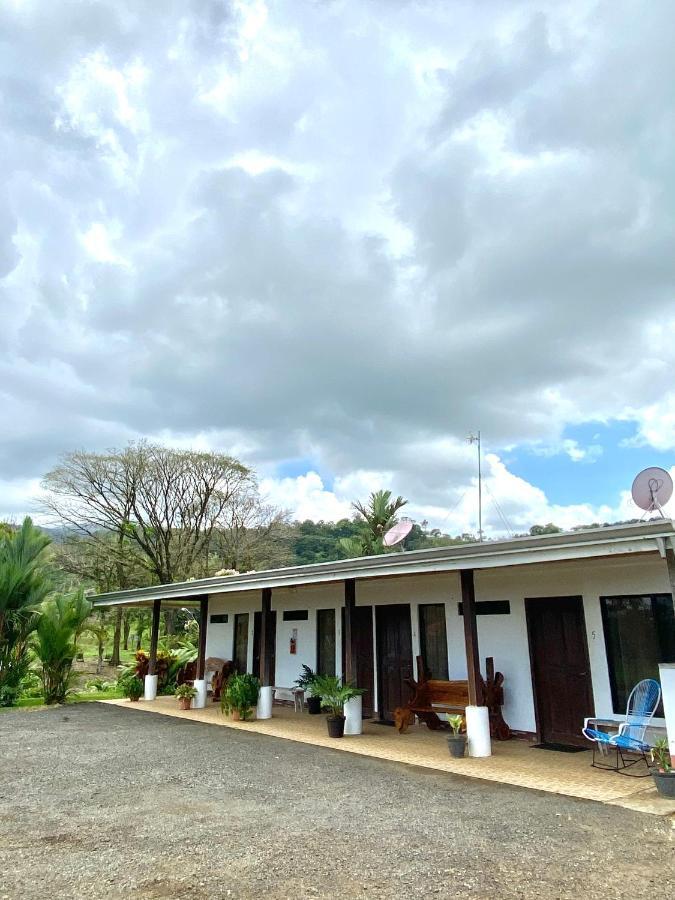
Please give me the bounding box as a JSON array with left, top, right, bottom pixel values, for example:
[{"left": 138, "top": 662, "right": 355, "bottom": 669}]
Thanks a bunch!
[
  {"left": 122, "top": 611, "right": 132, "bottom": 651},
  {"left": 164, "top": 608, "right": 176, "bottom": 635},
  {"left": 110, "top": 607, "right": 123, "bottom": 666},
  {"left": 97, "top": 637, "right": 104, "bottom": 675}
]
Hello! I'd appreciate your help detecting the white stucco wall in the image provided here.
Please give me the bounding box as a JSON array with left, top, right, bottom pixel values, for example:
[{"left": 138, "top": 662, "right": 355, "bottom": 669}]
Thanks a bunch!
[{"left": 204, "top": 552, "right": 671, "bottom": 733}]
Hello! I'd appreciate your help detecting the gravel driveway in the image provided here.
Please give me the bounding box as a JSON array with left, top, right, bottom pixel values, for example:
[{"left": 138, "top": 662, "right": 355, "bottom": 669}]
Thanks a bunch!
[{"left": 0, "top": 703, "right": 673, "bottom": 899}]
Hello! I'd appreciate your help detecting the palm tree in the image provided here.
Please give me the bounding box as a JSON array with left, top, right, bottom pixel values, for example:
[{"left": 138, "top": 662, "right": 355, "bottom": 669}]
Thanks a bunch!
[
  {"left": 33, "top": 589, "right": 92, "bottom": 704},
  {"left": 0, "top": 518, "right": 52, "bottom": 706},
  {"left": 340, "top": 490, "right": 408, "bottom": 558}
]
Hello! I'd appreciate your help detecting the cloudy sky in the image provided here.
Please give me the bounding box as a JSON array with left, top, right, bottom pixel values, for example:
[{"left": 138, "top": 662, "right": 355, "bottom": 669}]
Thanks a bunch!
[{"left": 2, "top": 0, "right": 675, "bottom": 537}]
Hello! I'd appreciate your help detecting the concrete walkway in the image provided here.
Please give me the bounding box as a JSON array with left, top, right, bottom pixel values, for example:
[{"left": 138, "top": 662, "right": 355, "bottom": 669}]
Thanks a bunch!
[{"left": 104, "top": 697, "right": 675, "bottom": 817}]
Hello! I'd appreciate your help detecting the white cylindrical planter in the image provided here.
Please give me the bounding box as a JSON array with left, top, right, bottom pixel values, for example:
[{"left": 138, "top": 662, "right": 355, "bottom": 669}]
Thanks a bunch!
[
  {"left": 257, "top": 685, "right": 273, "bottom": 720},
  {"left": 465, "top": 705, "right": 492, "bottom": 757},
  {"left": 659, "top": 663, "right": 675, "bottom": 760},
  {"left": 144, "top": 674, "right": 158, "bottom": 701},
  {"left": 192, "top": 679, "right": 207, "bottom": 710},
  {"left": 344, "top": 695, "right": 363, "bottom": 735}
]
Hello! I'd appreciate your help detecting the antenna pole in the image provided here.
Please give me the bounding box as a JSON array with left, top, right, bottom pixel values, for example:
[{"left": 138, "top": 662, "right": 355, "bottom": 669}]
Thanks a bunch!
[{"left": 467, "top": 431, "right": 484, "bottom": 542}]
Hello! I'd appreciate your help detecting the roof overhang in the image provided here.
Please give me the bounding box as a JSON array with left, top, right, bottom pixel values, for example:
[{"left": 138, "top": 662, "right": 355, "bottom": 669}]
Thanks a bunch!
[{"left": 92, "top": 520, "right": 675, "bottom": 608}]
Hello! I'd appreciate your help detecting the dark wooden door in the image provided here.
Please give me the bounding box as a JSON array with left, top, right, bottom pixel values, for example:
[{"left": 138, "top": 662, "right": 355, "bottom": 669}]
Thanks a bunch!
[
  {"left": 253, "top": 611, "right": 276, "bottom": 684},
  {"left": 341, "top": 605, "right": 375, "bottom": 717},
  {"left": 376, "top": 604, "right": 413, "bottom": 724},
  {"left": 526, "top": 596, "right": 594, "bottom": 747},
  {"left": 233, "top": 613, "right": 249, "bottom": 674}
]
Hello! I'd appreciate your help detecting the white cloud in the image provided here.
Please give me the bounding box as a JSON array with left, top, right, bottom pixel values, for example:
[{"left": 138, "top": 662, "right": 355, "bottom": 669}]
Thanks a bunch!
[
  {"left": 260, "top": 472, "right": 352, "bottom": 523},
  {"left": 1, "top": 0, "right": 675, "bottom": 528}
]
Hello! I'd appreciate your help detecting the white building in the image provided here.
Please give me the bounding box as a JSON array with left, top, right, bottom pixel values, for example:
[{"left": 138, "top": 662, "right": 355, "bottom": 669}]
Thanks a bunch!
[{"left": 94, "top": 520, "right": 675, "bottom": 747}]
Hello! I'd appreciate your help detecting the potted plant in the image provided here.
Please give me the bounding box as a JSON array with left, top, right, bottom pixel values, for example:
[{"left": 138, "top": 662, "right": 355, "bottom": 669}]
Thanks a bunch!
[
  {"left": 313, "top": 675, "right": 364, "bottom": 738},
  {"left": 221, "top": 673, "right": 260, "bottom": 721},
  {"left": 446, "top": 714, "right": 467, "bottom": 758},
  {"left": 296, "top": 664, "right": 322, "bottom": 714},
  {"left": 175, "top": 683, "right": 197, "bottom": 711},
  {"left": 120, "top": 674, "right": 144, "bottom": 702},
  {"left": 650, "top": 738, "right": 675, "bottom": 798}
]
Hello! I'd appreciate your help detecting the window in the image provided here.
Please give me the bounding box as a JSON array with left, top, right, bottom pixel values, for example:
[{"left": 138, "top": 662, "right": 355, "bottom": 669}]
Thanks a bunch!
[
  {"left": 283, "top": 610, "right": 309, "bottom": 621},
  {"left": 601, "top": 594, "right": 675, "bottom": 714},
  {"left": 419, "top": 604, "right": 449, "bottom": 679},
  {"left": 210, "top": 614, "right": 228, "bottom": 624},
  {"left": 316, "top": 608, "right": 336, "bottom": 676},
  {"left": 457, "top": 601, "right": 511, "bottom": 616},
  {"left": 232, "top": 613, "right": 249, "bottom": 674}
]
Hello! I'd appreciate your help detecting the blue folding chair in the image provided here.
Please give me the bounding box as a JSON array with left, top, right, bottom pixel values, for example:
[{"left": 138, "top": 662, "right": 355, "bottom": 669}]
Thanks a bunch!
[{"left": 582, "top": 679, "right": 661, "bottom": 776}]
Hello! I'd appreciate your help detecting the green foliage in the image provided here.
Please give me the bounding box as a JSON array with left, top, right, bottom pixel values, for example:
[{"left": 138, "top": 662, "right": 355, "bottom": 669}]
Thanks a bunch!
[
  {"left": 118, "top": 673, "right": 144, "bottom": 700},
  {"left": 19, "top": 670, "right": 43, "bottom": 699},
  {"left": 446, "top": 714, "right": 464, "bottom": 735},
  {"left": 175, "top": 683, "right": 198, "bottom": 700},
  {"left": 339, "top": 490, "right": 408, "bottom": 558},
  {"left": 0, "top": 518, "right": 52, "bottom": 706},
  {"left": 294, "top": 664, "right": 317, "bottom": 691},
  {"left": 221, "top": 673, "right": 260, "bottom": 720},
  {"left": 33, "top": 589, "right": 92, "bottom": 705},
  {"left": 290, "top": 519, "right": 362, "bottom": 565},
  {"left": 529, "top": 523, "right": 563, "bottom": 536},
  {"left": 84, "top": 677, "right": 115, "bottom": 692},
  {"left": 312, "top": 675, "right": 364, "bottom": 717},
  {"left": 650, "top": 738, "right": 673, "bottom": 773}
]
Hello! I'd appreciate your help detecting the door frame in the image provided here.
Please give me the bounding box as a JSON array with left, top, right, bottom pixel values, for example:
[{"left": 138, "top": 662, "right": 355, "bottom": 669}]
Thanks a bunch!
[{"left": 525, "top": 595, "right": 595, "bottom": 744}]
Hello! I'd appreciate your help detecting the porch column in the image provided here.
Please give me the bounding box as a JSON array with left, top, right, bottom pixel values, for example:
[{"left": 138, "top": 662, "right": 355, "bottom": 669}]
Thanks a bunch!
[
  {"left": 460, "top": 569, "right": 491, "bottom": 757},
  {"left": 343, "top": 579, "right": 357, "bottom": 685},
  {"left": 257, "top": 587, "right": 274, "bottom": 719},
  {"left": 192, "top": 596, "right": 209, "bottom": 709},
  {"left": 343, "top": 579, "right": 362, "bottom": 734},
  {"left": 145, "top": 598, "right": 161, "bottom": 701}
]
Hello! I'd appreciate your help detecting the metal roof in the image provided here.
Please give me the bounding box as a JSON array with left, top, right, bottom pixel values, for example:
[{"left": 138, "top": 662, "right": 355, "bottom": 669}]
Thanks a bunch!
[{"left": 92, "top": 519, "right": 675, "bottom": 607}]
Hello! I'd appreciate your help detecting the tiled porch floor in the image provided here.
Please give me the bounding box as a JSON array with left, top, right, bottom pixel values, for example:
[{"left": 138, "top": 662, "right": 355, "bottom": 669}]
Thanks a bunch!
[{"left": 103, "top": 697, "right": 675, "bottom": 817}]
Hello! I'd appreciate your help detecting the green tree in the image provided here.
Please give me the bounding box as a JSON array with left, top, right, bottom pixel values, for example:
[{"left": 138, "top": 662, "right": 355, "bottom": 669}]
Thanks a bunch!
[
  {"left": 339, "top": 490, "right": 408, "bottom": 557},
  {"left": 42, "top": 442, "right": 253, "bottom": 586},
  {"left": 33, "top": 589, "right": 92, "bottom": 704},
  {"left": 529, "top": 523, "right": 562, "bottom": 536},
  {"left": 0, "top": 518, "right": 52, "bottom": 706}
]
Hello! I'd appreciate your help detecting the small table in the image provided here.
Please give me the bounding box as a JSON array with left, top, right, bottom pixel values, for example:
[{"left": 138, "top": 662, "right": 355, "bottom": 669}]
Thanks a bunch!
[{"left": 271, "top": 686, "right": 305, "bottom": 713}]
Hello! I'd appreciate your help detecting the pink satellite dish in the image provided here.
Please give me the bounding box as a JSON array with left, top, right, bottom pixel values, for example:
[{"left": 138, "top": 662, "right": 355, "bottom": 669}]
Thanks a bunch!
[
  {"left": 383, "top": 518, "right": 413, "bottom": 547},
  {"left": 631, "top": 467, "right": 673, "bottom": 517}
]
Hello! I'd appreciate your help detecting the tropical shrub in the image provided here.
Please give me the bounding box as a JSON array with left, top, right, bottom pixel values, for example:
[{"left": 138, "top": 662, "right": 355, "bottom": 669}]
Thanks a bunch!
[
  {"left": 33, "top": 589, "right": 92, "bottom": 704},
  {"left": 312, "top": 675, "right": 364, "bottom": 717},
  {"left": 19, "top": 670, "right": 44, "bottom": 699},
  {"left": 0, "top": 518, "right": 52, "bottom": 706},
  {"left": 84, "top": 677, "right": 114, "bottom": 692},
  {"left": 118, "top": 673, "right": 144, "bottom": 700},
  {"left": 651, "top": 738, "right": 673, "bottom": 773},
  {"left": 447, "top": 714, "right": 464, "bottom": 735},
  {"left": 221, "top": 673, "right": 260, "bottom": 720},
  {"left": 175, "top": 683, "right": 198, "bottom": 701},
  {"left": 295, "top": 664, "right": 319, "bottom": 694}
]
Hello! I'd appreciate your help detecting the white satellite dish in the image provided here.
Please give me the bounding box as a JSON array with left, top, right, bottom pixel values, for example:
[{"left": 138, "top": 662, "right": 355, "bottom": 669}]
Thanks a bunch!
[
  {"left": 383, "top": 518, "right": 413, "bottom": 548},
  {"left": 631, "top": 467, "right": 673, "bottom": 518}
]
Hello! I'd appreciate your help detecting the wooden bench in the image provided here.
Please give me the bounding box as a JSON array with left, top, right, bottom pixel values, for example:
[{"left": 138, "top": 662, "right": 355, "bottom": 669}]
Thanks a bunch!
[{"left": 394, "top": 655, "right": 511, "bottom": 740}]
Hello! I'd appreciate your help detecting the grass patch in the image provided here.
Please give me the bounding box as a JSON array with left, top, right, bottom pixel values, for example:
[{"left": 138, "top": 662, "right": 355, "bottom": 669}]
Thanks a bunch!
[{"left": 0, "top": 687, "right": 123, "bottom": 712}]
